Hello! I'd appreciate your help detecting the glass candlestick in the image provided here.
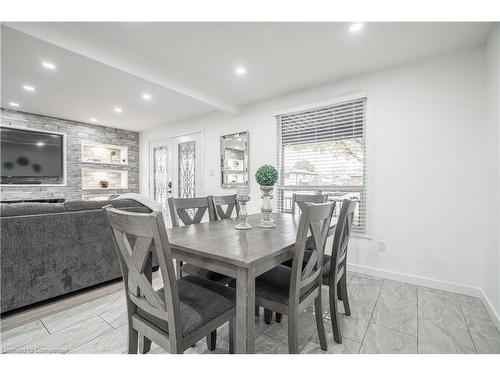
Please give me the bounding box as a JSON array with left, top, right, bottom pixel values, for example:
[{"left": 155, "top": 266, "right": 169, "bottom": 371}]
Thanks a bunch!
[{"left": 235, "top": 184, "right": 251, "bottom": 230}]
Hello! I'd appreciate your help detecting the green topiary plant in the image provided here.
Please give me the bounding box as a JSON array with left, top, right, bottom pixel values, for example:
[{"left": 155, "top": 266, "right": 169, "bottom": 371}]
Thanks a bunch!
[{"left": 255, "top": 164, "right": 278, "bottom": 186}]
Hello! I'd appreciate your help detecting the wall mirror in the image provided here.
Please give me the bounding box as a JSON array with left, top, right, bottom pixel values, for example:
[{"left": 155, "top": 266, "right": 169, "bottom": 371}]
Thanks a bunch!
[{"left": 220, "top": 131, "right": 249, "bottom": 188}]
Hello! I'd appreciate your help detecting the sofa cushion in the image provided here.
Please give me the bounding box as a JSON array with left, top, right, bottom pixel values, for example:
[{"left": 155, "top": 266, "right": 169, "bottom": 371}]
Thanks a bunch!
[
  {"left": 64, "top": 199, "right": 143, "bottom": 212},
  {"left": 0, "top": 203, "right": 66, "bottom": 217}
]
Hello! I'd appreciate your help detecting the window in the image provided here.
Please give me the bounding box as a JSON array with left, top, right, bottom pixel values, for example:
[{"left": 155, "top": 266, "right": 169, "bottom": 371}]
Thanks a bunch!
[{"left": 276, "top": 96, "right": 367, "bottom": 232}]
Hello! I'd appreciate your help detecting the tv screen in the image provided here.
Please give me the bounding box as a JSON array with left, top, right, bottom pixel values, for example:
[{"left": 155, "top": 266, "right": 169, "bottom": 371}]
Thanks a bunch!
[{"left": 1, "top": 127, "right": 64, "bottom": 178}]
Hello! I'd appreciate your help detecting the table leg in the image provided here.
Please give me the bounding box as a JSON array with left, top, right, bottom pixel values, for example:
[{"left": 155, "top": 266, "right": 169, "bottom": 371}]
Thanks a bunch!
[{"left": 235, "top": 268, "right": 255, "bottom": 353}]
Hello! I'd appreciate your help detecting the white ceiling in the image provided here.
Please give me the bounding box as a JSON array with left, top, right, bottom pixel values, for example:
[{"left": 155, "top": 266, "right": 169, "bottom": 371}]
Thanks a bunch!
[{"left": 1, "top": 22, "right": 493, "bottom": 131}]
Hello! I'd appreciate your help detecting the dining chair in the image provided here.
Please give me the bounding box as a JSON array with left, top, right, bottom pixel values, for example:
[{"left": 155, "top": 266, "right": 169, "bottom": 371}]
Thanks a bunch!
[
  {"left": 233, "top": 201, "right": 335, "bottom": 353},
  {"left": 267, "top": 193, "right": 329, "bottom": 324},
  {"left": 291, "top": 193, "right": 328, "bottom": 215},
  {"left": 167, "top": 196, "right": 228, "bottom": 349},
  {"left": 319, "top": 199, "right": 356, "bottom": 343},
  {"left": 167, "top": 196, "right": 216, "bottom": 279},
  {"left": 211, "top": 194, "right": 240, "bottom": 220},
  {"left": 104, "top": 206, "right": 236, "bottom": 354}
]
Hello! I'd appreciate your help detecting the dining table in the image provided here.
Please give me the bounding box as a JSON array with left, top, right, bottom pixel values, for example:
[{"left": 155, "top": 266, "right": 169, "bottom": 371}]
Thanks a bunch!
[{"left": 166, "top": 212, "right": 337, "bottom": 354}]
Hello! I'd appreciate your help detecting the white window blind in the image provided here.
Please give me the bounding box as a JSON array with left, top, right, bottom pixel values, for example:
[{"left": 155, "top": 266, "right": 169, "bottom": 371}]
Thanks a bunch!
[{"left": 276, "top": 97, "right": 367, "bottom": 232}]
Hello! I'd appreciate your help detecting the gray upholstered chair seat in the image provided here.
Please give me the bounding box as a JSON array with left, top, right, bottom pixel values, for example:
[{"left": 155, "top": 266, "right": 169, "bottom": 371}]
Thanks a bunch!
[
  {"left": 181, "top": 263, "right": 229, "bottom": 283},
  {"left": 230, "top": 265, "right": 316, "bottom": 304},
  {"left": 137, "top": 275, "right": 236, "bottom": 337}
]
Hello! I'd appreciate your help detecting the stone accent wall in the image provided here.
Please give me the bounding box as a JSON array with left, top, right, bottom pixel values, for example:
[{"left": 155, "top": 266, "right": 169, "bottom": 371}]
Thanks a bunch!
[{"left": 1, "top": 108, "right": 139, "bottom": 202}]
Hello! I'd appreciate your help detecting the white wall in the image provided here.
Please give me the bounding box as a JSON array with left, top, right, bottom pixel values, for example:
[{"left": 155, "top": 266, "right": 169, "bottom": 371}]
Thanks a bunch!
[
  {"left": 140, "top": 45, "right": 499, "bottom": 314},
  {"left": 482, "top": 25, "right": 500, "bottom": 324}
]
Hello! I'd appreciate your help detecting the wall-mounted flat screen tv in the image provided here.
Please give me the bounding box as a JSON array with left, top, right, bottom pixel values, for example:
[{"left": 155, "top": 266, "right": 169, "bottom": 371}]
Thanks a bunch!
[{"left": 1, "top": 127, "right": 64, "bottom": 178}]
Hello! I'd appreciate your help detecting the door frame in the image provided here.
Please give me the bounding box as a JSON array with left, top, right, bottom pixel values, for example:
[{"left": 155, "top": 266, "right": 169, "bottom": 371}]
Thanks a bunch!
[{"left": 148, "top": 129, "right": 205, "bottom": 200}]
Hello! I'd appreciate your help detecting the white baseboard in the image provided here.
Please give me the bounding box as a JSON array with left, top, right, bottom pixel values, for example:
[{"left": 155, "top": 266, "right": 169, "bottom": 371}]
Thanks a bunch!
[
  {"left": 479, "top": 289, "right": 500, "bottom": 332},
  {"left": 348, "top": 262, "right": 500, "bottom": 331}
]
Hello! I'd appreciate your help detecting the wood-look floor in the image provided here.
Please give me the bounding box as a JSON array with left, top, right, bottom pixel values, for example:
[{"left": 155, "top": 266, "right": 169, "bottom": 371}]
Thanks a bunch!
[{"left": 1, "top": 271, "right": 499, "bottom": 354}]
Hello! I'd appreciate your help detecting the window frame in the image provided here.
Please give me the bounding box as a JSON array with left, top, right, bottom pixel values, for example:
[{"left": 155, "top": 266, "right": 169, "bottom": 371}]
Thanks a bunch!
[{"left": 275, "top": 93, "right": 369, "bottom": 234}]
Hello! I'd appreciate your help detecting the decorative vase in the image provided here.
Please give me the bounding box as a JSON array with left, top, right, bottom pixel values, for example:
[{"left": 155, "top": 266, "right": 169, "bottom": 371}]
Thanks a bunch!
[
  {"left": 259, "top": 185, "right": 275, "bottom": 228},
  {"left": 235, "top": 184, "right": 252, "bottom": 230}
]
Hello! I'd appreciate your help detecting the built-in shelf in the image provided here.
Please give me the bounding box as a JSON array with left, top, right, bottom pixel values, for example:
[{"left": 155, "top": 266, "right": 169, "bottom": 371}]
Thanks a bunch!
[
  {"left": 81, "top": 142, "right": 128, "bottom": 165},
  {"left": 82, "top": 194, "right": 114, "bottom": 201},
  {"left": 81, "top": 168, "right": 128, "bottom": 190}
]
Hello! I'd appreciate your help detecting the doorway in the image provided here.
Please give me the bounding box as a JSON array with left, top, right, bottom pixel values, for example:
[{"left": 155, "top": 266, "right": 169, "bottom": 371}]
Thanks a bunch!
[{"left": 149, "top": 131, "right": 203, "bottom": 222}]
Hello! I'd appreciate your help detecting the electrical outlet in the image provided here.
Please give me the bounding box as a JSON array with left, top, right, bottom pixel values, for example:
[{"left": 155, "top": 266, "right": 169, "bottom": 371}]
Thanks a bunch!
[{"left": 378, "top": 240, "right": 387, "bottom": 252}]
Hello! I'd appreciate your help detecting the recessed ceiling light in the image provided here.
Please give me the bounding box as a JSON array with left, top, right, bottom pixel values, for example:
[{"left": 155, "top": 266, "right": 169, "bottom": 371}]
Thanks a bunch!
[
  {"left": 36, "top": 142, "right": 45, "bottom": 147},
  {"left": 113, "top": 107, "right": 123, "bottom": 113},
  {"left": 142, "top": 93, "right": 152, "bottom": 100},
  {"left": 9, "top": 102, "right": 20, "bottom": 107},
  {"left": 23, "top": 85, "right": 35, "bottom": 92},
  {"left": 349, "top": 23, "right": 364, "bottom": 33},
  {"left": 90, "top": 118, "right": 98, "bottom": 122},
  {"left": 235, "top": 66, "right": 247, "bottom": 76},
  {"left": 42, "top": 61, "right": 56, "bottom": 70}
]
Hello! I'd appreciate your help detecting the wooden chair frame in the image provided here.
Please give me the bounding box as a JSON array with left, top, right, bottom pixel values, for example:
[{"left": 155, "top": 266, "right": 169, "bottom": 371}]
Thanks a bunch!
[
  {"left": 322, "top": 199, "right": 356, "bottom": 344},
  {"left": 104, "top": 207, "right": 235, "bottom": 354},
  {"left": 255, "top": 202, "right": 335, "bottom": 353},
  {"left": 211, "top": 194, "right": 240, "bottom": 220},
  {"left": 291, "top": 193, "right": 328, "bottom": 215}
]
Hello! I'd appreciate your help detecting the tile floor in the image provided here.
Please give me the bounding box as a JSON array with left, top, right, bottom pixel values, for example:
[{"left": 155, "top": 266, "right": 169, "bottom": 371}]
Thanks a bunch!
[{"left": 1, "top": 272, "right": 500, "bottom": 354}]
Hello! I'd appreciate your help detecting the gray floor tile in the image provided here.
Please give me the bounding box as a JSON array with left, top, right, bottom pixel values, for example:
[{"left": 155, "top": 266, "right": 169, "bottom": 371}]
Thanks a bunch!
[
  {"left": 255, "top": 335, "right": 289, "bottom": 354},
  {"left": 41, "top": 292, "right": 124, "bottom": 333},
  {"left": 1, "top": 320, "right": 50, "bottom": 352},
  {"left": 99, "top": 305, "right": 128, "bottom": 329},
  {"left": 418, "top": 319, "right": 475, "bottom": 354},
  {"left": 19, "top": 316, "right": 112, "bottom": 353},
  {"left": 306, "top": 330, "right": 361, "bottom": 354},
  {"left": 457, "top": 295, "right": 491, "bottom": 320},
  {"left": 465, "top": 316, "right": 500, "bottom": 342},
  {"left": 348, "top": 275, "right": 382, "bottom": 303},
  {"left": 371, "top": 294, "right": 417, "bottom": 336},
  {"left": 359, "top": 324, "right": 417, "bottom": 354},
  {"left": 470, "top": 332, "right": 500, "bottom": 354},
  {"left": 418, "top": 287, "right": 467, "bottom": 330},
  {"left": 322, "top": 299, "right": 375, "bottom": 343},
  {"left": 380, "top": 280, "right": 417, "bottom": 301},
  {"left": 70, "top": 325, "right": 128, "bottom": 354},
  {"left": 260, "top": 309, "right": 317, "bottom": 351}
]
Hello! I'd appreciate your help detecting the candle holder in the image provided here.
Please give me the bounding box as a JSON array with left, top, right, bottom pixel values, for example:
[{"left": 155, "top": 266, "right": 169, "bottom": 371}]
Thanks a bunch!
[
  {"left": 235, "top": 184, "right": 252, "bottom": 230},
  {"left": 258, "top": 185, "right": 276, "bottom": 228}
]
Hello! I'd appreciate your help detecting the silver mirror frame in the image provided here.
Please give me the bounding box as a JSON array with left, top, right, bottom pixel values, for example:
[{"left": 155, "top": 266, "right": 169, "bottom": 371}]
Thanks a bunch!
[{"left": 220, "top": 131, "right": 249, "bottom": 188}]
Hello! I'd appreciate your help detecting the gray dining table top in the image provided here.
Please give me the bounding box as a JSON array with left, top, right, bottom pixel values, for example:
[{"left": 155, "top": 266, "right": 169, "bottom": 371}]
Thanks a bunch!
[{"left": 166, "top": 213, "right": 336, "bottom": 268}]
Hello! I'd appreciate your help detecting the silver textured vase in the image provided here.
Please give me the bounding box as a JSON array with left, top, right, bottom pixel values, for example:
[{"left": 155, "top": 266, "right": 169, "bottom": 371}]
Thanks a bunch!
[
  {"left": 235, "top": 196, "right": 252, "bottom": 230},
  {"left": 259, "top": 185, "right": 276, "bottom": 228}
]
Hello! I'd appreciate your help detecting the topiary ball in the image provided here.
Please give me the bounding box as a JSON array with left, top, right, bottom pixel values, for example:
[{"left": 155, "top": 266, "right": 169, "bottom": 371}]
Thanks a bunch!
[{"left": 255, "top": 164, "right": 278, "bottom": 186}]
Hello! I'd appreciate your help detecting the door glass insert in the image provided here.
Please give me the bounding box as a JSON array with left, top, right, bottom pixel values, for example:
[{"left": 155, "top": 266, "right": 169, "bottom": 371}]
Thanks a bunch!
[
  {"left": 153, "top": 145, "right": 169, "bottom": 209},
  {"left": 178, "top": 141, "right": 196, "bottom": 199}
]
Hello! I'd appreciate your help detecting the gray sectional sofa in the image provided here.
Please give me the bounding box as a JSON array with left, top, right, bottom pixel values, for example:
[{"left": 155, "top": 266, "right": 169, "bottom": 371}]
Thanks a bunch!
[{"left": 0, "top": 199, "right": 152, "bottom": 314}]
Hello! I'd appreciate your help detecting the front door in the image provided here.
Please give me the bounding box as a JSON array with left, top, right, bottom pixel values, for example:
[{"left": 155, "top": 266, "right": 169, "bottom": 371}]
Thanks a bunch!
[{"left": 149, "top": 132, "right": 203, "bottom": 223}]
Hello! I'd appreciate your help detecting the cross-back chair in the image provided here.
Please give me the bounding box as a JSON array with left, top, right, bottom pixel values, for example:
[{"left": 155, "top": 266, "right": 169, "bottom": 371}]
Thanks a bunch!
[
  {"left": 167, "top": 196, "right": 215, "bottom": 227},
  {"left": 104, "top": 206, "right": 236, "bottom": 354},
  {"left": 167, "top": 196, "right": 229, "bottom": 349},
  {"left": 267, "top": 193, "right": 329, "bottom": 324},
  {"left": 291, "top": 193, "right": 328, "bottom": 215},
  {"left": 321, "top": 199, "right": 357, "bottom": 343},
  {"left": 240, "top": 202, "right": 335, "bottom": 353},
  {"left": 211, "top": 194, "right": 240, "bottom": 220}
]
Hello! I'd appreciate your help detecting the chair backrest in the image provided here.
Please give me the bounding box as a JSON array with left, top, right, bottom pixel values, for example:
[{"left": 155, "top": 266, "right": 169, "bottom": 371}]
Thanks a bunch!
[
  {"left": 289, "top": 202, "right": 335, "bottom": 304},
  {"left": 211, "top": 194, "right": 240, "bottom": 220},
  {"left": 167, "top": 196, "right": 215, "bottom": 227},
  {"left": 329, "top": 199, "right": 356, "bottom": 279},
  {"left": 291, "top": 193, "right": 328, "bottom": 215},
  {"left": 104, "top": 207, "right": 183, "bottom": 341}
]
